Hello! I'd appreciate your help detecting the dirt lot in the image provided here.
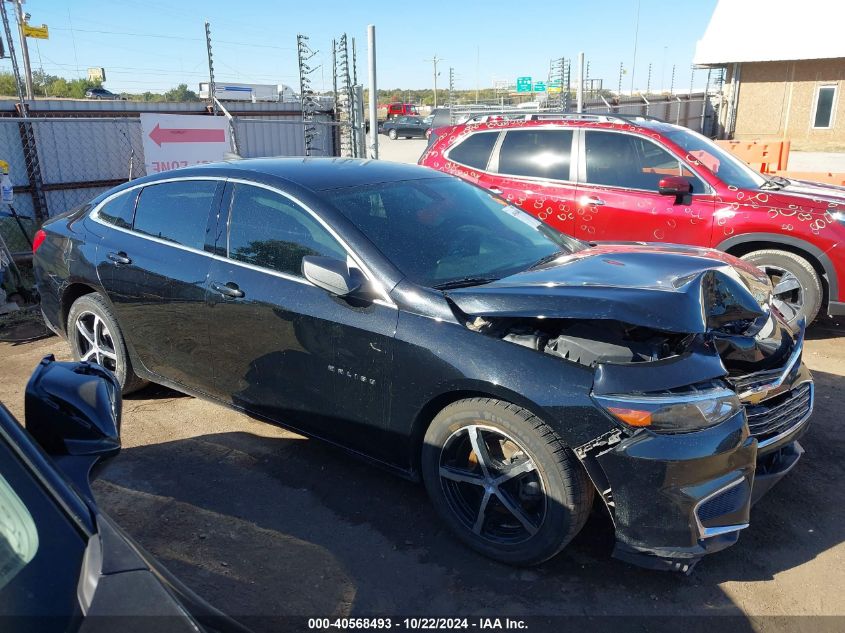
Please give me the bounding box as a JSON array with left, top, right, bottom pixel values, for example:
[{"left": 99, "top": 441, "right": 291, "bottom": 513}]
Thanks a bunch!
[{"left": 1, "top": 315, "right": 844, "bottom": 632}]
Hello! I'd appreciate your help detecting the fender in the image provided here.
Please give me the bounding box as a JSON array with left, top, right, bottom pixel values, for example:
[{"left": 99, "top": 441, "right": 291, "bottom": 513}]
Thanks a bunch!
[{"left": 716, "top": 232, "right": 839, "bottom": 301}]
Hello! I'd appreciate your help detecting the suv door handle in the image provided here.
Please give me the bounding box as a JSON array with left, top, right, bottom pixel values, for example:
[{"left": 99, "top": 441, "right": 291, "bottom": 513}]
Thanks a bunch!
[
  {"left": 107, "top": 251, "right": 131, "bottom": 265},
  {"left": 580, "top": 195, "right": 606, "bottom": 206},
  {"left": 211, "top": 281, "right": 245, "bottom": 299},
  {"left": 489, "top": 188, "right": 503, "bottom": 195}
]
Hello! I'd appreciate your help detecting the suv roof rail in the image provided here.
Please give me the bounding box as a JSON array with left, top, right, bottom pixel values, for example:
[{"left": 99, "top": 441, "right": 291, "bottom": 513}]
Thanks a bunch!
[{"left": 460, "top": 110, "right": 665, "bottom": 126}]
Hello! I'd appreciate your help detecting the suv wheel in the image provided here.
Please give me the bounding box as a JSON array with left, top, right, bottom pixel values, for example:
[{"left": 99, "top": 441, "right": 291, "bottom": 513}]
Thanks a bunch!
[
  {"left": 388, "top": 129, "right": 398, "bottom": 140},
  {"left": 741, "top": 249, "right": 822, "bottom": 325},
  {"left": 421, "top": 398, "right": 593, "bottom": 566},
  {"left": 67, "top": 293, "right": 147, "bottom": 394}
]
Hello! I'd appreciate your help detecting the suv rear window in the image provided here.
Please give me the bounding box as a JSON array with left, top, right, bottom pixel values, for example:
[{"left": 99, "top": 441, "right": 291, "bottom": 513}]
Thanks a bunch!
[
  {"left": 447, "top": 132, "right": 499, "bottom": 170},
  {"left": 497, "top": 129, "right": 573, "bottom": 180},
  {"left": 133, "top": 180, "right": 217, "bottom": 250}
]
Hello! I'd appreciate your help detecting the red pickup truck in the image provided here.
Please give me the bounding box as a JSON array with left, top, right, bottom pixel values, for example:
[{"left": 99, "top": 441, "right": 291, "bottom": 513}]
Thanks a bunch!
[{"left": 386, "top": 103, "right": 420, "bottom": 119}]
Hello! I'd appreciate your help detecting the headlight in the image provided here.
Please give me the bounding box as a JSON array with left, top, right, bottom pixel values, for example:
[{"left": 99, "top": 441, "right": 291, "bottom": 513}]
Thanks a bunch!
[{"left": 593, "top": 386, "right": 742, "bottom": 433}]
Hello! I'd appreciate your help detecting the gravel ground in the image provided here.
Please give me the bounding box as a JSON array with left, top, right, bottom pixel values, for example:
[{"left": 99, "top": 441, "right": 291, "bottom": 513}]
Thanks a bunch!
[{"left": 1, "top": 315, "right": 844, "bottom": 631}]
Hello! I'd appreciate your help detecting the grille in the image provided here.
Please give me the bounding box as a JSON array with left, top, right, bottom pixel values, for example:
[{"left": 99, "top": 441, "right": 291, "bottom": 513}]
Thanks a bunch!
[
  {"left": 697, "top": 482, "right": 746, "bottom": 524},
  {"left": 745, "top": 382, "right": 812, "bottom": 441},
  {"left": 731, "top": 368, "right": 784, "bottom": 395}
]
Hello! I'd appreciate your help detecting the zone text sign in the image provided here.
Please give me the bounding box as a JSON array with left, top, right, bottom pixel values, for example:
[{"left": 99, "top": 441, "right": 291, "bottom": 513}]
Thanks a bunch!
[{"left": 140, "top": 113, "right": 231, "bottom": 174}]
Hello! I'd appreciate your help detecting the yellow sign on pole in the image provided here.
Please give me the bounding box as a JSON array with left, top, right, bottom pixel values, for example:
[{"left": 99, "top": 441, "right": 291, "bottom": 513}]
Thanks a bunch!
[{"left": 23, "top": 23, "right": 49, "bottom": 39}]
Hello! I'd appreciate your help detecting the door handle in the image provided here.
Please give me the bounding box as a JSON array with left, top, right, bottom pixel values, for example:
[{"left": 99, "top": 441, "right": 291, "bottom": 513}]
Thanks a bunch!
[
  {"left": 211, "top": 281, "right": 245, "bottom": 299},
  {"left": 489, "top": 188, "right": 503, "bottom": 195},
  {"left": 107, "top": 251, "right": 131, "bottom": 265},
  {"left": 579, "top": 195, "right": 606, "bottom": 206}
]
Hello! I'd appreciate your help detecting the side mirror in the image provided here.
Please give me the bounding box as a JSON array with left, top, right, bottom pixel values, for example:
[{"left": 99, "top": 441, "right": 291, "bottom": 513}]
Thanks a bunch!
[
  {"left": 25, "top": 355, "right": 120, "bottom": 459},
  {"left": 302, "top": 255, "right": 368, "bottom": 298},
  {"left": 658, "top": 175, "right": 692, "bottom": 199}
]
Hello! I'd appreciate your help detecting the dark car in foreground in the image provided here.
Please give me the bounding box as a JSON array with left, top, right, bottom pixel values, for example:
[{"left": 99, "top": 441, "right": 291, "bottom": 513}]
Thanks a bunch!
[
  {"left": 420, "top": 112, "right": 845, "bottom": 326},
  {"left": 33, "top": 159, "right": 812, "bottom": 571},
  {"left": 0, "top": 356, "right": 249, "bottom": 632}
]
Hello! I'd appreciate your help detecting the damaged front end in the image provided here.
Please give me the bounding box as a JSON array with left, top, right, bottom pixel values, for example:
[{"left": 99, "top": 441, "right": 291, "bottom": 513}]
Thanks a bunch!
[{"left": 446, "top": 248, "right": 813, "bottom": 572}]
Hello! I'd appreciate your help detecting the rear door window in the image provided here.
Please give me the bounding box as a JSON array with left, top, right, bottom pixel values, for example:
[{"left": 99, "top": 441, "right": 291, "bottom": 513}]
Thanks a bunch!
[
  {"left": 497, "top": 129, "right": 573, "bottom": 180},
  {"left": 447, "top": 132, "right": 499, "bottom": 170},
  {"left": 133, "top": 180, "right": 218, "bottom": 250},
  {"left": 97, "top": 190, "right": 138, "bottom": 229},
  {"left": 227, "top": 184, "right": 346, "bottom": 277}
]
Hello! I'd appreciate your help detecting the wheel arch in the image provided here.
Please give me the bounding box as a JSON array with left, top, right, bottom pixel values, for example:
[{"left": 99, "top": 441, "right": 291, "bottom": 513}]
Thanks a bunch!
[
  {"left": 717, "top": 233, "right": 837, "bottom": 303},
  {"left": 60, "top": 282, "right": 100, "bottom": 331},
  {"left": 407, "top": 383, "right": 582, "bottom": 478}
]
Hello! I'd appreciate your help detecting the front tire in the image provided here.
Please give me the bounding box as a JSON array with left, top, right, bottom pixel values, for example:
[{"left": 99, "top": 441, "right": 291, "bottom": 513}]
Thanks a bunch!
[
  {"left": 388, "top": 129, "right": 398, "bottom": 140},
  {"left": 67, "top": 292, "right": 147, "bottom": 394},
  {"left": 421, "top": 398, "right": 593, "bottom": 566},
  {"left": 740, "top": 249, "right": 822, "bottom": 325}
]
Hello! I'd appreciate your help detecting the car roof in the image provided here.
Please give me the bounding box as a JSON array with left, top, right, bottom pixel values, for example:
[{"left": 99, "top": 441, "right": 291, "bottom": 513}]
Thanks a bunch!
[{"left": 197, "top": 157, "right": 450, "bottom": 191}]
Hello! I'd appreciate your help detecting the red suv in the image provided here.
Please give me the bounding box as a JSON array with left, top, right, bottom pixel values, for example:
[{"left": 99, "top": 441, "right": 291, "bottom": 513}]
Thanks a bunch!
[{"left": 420, "top": 113, "right": 845, "bottom": 325}]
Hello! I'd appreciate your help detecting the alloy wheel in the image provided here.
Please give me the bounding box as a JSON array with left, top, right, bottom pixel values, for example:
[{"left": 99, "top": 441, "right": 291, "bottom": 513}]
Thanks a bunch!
[
  {"left": 760, "top": 264, "right": 804, "bottom": 321},
  {"left": 439, "top": 424, "right": 547, "bottom": 544},
  {"left": 74, "top": 310, "right": 118, "bottom": 372}
]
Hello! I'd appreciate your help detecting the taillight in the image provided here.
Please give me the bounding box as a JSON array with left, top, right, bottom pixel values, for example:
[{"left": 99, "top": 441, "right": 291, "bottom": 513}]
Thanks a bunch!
[{"left": 32, "top": 229, "right": 47, "bottom": 253}]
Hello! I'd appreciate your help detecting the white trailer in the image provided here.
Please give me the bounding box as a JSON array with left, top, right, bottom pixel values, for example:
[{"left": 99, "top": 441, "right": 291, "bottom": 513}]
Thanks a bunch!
[{"left": 198, "top": 83, "right": 297, "bottom": 103}]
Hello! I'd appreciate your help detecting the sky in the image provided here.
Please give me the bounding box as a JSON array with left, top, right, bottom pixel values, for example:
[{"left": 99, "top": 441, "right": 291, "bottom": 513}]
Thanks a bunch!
[{"left": 2, "top": 0, "right": 718, "bottom": 95}]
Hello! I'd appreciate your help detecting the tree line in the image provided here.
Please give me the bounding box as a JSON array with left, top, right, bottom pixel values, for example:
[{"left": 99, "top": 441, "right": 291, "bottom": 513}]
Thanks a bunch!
[{"left": 0, "top": 71, "right": 201, "bottom": 102}]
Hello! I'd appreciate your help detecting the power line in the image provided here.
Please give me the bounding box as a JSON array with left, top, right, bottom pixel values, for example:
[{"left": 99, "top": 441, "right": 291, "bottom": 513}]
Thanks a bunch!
[{"left": 48, "top": 26, "right": 294, "bottom": 50}]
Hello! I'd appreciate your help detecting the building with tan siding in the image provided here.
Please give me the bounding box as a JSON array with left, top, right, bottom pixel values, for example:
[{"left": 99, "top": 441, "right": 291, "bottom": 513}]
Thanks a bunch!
[{"left": 694, "top": 0, "right": 845, "bottom": 150}]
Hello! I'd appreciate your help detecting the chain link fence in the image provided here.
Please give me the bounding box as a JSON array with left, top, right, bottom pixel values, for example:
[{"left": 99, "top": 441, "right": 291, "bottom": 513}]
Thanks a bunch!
[{"left": 0, "top": 106, "right": 339, "bottom": 258}]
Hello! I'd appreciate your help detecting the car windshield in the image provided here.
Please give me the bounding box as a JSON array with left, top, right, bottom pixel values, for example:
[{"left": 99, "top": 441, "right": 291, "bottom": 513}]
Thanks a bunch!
[
  {"left": 652, "top": 124, "right": 767, "bottom": 190},
  {"left": 324, "top": 177, "right": 582, "bottom": 288}
]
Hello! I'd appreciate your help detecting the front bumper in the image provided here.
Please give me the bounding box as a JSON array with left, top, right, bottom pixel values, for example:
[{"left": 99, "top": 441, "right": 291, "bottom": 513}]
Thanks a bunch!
[{"left": 596, "top": 365, "right": 812, "bottom": 573}]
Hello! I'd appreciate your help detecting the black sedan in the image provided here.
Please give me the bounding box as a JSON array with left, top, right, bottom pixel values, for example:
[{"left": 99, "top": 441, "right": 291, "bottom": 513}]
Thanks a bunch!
[
  {"left": 33, "top": 159, "right": 812, "bottom": 571},
  {"left": 0, "top": 356, "right": 250, "bottom": 632},
  {"left": 380, "top": 115, "right": 430, "bottom": 139}
]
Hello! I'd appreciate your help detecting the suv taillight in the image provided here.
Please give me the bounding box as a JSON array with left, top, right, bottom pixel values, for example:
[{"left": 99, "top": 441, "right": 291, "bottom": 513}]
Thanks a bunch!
[{"left": 32, "top": 229, "right": 47, "bottom": 253}]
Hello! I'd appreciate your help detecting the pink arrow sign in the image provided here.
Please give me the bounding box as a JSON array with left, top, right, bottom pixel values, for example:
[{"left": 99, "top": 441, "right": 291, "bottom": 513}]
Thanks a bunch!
[{"left": 149, "top": 123, "right": 226, "bottom": 147}]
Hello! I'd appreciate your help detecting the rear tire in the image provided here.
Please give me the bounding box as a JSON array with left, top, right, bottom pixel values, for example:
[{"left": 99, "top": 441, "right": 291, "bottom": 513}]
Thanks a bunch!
[
  {"left": 740, "top": 249, "right": 822, "bottom": 325},
  {"left": 421, "top": 398, "right": 593, "bottom": 566},
  {"left": 67, "top": 293, "right": 147, "bottom": 395}
]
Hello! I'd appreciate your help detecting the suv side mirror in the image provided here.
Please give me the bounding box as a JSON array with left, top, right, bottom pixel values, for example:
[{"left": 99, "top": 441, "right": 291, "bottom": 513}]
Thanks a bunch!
[
  {"left": 25, "top": 355, "right": 120, "bottom": 459},
  {"left": 302, "top": 255, "right": 369, "bottom": 298},
  {"left": 658, "top": 175, "right": 692, "bottom": 200}
]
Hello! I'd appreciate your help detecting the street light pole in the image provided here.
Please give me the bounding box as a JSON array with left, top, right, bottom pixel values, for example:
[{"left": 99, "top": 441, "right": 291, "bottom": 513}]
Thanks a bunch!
[{"left": 12, "top": 0, "right": 33, "bottom": 100}]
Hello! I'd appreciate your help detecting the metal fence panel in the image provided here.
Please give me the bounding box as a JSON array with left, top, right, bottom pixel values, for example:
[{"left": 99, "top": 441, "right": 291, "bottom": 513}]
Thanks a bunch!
[
  {"left": 233, "top": 115, "right": 335, "bottom": 158},
  {"left": 0, "top": 121, "right": 29, "bottom": 186},
  {"left": 30, "top": 118, "right": 145, "bottom": 184}
]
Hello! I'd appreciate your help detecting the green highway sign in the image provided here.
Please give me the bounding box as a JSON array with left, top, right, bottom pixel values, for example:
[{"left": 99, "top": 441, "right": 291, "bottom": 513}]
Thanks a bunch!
[
  {"left": 516, "top": 76, "right": 533, "bottom": 93},
  {"left": 533, "top": 81, "right": 546, "bottom": 92}
]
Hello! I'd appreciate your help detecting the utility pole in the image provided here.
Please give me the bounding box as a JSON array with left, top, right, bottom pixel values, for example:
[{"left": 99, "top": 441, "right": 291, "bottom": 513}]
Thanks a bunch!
[
  {"left": 0, "top": 1, "right": 25, "bottom": 112},
  {"left": 13, "top": 0, "right": 33, "bottom": 100},
  {"left": 475, "top": 45, "right": 479, "bottom": 104},
  {"left": 576, "top": 52, "right": 584, "bottom": 113},
  {"left": 448, "top": 66, "right": 454, "bottom": 106},
  {"left": 367, "top": 24, "right": 378, "bottom": 159},
  {"left": 204, "top": 21, "right": 217, "bottom": 114},
  {"left": 630, "top": 0, "right": 640, "bottom": 94},
  {"left": 428, "top": 54, "right": 441, "bottom": 109}
]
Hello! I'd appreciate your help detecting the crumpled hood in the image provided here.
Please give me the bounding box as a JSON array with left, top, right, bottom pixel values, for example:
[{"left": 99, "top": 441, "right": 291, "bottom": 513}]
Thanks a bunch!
[{"left": 446, "top": 243, "right": 772, "bottom": 334}]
